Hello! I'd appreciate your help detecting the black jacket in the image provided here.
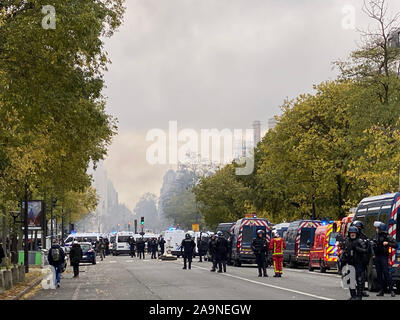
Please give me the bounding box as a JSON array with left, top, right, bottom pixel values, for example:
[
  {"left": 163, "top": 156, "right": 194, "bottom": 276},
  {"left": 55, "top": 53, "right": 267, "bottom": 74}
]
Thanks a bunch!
[
  {"left": 0, "top": 245, "right": 5, "bottom": 262},
  {"left": 136, "top": 239, "right": 145, "bottom": 251},
  {"left": 158, "top": 239, "right": 166, "bottom": 249},
  {"left": 209, "top": 238, "right": 217, "bottom": 256},
  {"left": 69, "top": 244, "right": 83, "bottom": 264},
  {"left": 181, "top": 238, "right": 196, "bottom": 254},
  {"left": 251, "top": 237, "right": 268, "bottom": 255},
  {"left": 373, "top": 232, "right": 398, "bottom": 257},
  {"left": 216, "top": 237, "right": 229, "bottom": 259},
  {"left": 342, "top": 237, "right": 368, "bottom": 266}
]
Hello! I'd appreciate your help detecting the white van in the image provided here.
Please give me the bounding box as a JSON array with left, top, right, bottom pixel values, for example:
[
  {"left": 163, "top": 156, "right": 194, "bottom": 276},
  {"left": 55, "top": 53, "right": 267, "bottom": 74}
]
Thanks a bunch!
[
  {"left": 64, "top": 233, "right": 100, "bottom": 252},
  {"left": 112, "top": 231, "right": 134, "bottom": 255},
  {"left": 163, "top": 229, "right": 186, "bottom": 257}
]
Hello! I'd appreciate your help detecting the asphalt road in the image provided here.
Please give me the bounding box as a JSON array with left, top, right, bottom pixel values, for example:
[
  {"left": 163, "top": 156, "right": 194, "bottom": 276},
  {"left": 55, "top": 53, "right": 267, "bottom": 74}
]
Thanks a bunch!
[{"left": 28, "top": 254, "right": 400, "bottom": 300}]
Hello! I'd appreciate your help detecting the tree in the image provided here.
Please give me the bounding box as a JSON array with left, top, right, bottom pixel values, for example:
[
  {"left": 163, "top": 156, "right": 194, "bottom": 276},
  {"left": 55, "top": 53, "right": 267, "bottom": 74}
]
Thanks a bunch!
[{"left": 134, "top": 193, "right": 159, "bottom": 231}]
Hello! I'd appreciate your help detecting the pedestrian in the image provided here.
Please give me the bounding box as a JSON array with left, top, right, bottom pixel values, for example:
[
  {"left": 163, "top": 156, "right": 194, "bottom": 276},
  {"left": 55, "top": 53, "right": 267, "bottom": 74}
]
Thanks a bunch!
[
  {"left": 181, "top": 233, "right": 196, "bottom": 270},
  {"left": 209, "top": 234, "right": 218, "bottom": 272},
  {"left": 151, "top": 238, "right": 158, "bottom": 259},
  {"left": 137, "top": 237, "right": 145, "bottom": 259},
  {"left": 373, "top": 222, "right": 398, "bottom": 297},
  {"left": 69, "top": 241, "right": 82, "bottom": 278},
  {"left": 341, "top": 226, "right": 369, "bottom": 300},
  {"left": 104, "top": 238, "right": 110, "bottom": 256},
  {"left": 351, "top": 220, "right": 372, "bottom": 297},
  {"left": 251, "top": 229, "right": 269, "bottom": 277},
  {"left": 96, "top": 237, "right": 105, "bottom": 261},
  {"left": 129, "top": 236, "right": 136, "bottom": 258},
  {"left": 269, "top": 230, "right": 285, "bottom": 277},
  {"left": 215, "top": 231, "right": 229, "bottom": 273},
  {"left": 158, "top": 236, "right": 166, "bottom": 256},
  {"left": 48, "top": 239, "right": 66, "bottom": 288}
]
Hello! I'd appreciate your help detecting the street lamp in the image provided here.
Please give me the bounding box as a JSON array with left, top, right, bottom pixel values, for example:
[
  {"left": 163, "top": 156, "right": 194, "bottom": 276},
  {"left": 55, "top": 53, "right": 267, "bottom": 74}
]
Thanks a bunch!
[{"left": 9, "top": 211, "right": 22, "bottom": 265}]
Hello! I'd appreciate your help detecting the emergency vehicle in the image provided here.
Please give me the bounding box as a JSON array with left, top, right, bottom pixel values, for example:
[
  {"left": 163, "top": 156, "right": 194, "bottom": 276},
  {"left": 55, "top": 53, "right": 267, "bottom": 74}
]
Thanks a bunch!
[
  {"left": 309, "top": 221, "right": 341, "bottom": 273},
  {"left": 231, "top": 214, "right": 271, "bottom": 267},
  {"left": 283, "top": 220, "right": 321, "bottom": 268},
  {"left": 353, "top": 193, "right": 400, "bottom": 291},
  {"left": 112, "top": 231, "right": 135, "bottom": 255}
]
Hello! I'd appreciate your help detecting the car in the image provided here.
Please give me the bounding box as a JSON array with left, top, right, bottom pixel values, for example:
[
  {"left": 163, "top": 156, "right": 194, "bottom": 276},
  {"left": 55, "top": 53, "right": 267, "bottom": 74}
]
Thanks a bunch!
[{"left": 78, "top": 242, "right": 96, "bottom": 264}]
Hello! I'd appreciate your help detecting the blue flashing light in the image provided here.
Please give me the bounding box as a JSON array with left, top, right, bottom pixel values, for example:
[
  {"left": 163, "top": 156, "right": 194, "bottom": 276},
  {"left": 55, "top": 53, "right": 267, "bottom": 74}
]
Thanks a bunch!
[
  {"left": 321, "top": 221, "right": 327, "bottom": 226},
  {"left": 168, "top": 227, "right": 174, "bottom": 231},
  {"left": 71, "top": 230, "right": 76, "bottom": 234}
]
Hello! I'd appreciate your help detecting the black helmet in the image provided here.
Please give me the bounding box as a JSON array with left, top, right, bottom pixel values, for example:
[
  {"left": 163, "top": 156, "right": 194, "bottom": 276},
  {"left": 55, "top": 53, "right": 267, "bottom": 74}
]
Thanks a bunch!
[
  {"left": 348, "top": 226, "right": 358, "bottom": 235},
  {"left": 217, "top": 231, "right": 223, "bottom": 237},
  {"left": 352, "top": 220, "right": 364, "bottom": 230},
  {"left": 185, "top": 233, "right": 191, "bottom": 239},
  {"left": 377, "top": 222, "right": 388, "bottom": 233},
  {"left": 257, "top": 230, "right": 265, "bottom": 236}
]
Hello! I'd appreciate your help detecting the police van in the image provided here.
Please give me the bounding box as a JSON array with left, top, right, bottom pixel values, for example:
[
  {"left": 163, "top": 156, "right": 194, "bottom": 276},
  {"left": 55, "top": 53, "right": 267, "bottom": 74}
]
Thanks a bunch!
[
  {"left": 231, "top": 215, "right": 271, "bottom": 267},
  {"left": 353, "top": 193, "right": 400, "bottom": 291},
  {"left": 162, "top": 229, "right": 186, "bottom": 257},
  {"left": 112, "top": 231, "right": 135, "bottom": 255},
  {"left": 283, "top": 220, "right": 321, "bottom": 268},
  {"left": 64, "top": 233, "right": 100, "bottom": 252}
]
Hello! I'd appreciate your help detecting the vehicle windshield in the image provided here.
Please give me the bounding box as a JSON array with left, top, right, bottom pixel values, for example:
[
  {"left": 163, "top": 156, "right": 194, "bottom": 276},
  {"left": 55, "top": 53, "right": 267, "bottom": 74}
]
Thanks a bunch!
[
  {"left": 80, "top": 244, "right": 91, "bottom": 252},
  {"left": 118, "top": 236, "right": 130, "bottom": 242},
  {"left": 329, "top": 232, "right": 338, "bottom": 246},
  {"left": 242, "top": 225, "right": 266, "bottom": 247},
  {"left": 299, "top": 228, "right": 315, "bottom": 247}
]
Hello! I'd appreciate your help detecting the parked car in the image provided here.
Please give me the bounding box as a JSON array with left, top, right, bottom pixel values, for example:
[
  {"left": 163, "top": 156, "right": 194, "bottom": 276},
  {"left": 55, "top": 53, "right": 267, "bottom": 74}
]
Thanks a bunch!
[{"left": 78, "top": 242, "right": 96, "bottom": 265}]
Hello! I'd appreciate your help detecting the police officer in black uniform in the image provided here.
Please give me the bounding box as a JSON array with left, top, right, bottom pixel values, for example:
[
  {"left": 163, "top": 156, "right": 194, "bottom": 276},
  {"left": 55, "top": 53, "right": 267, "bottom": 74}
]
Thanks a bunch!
[
  {"left": 251, "top": 230, "right": 269, "bottom": 277},
  {"left": 128, "top": 236, "right": 136, "bottom": 258},
  {"left": 181, "top": 233, "right": 196, "bottom": 269},
  {"left": 158, "top": 236, "right": 166, "bottom": 256},
  {"left": 136, "top": 237, "right": 145, "bottom": 259},
  {"left": 216, "top": 231, "right": 229, "bottom": 273},
  {"left": 351, "top": 220, "right": 371, "bottom": 297},
  {"left": 209, "top": 234, "right": 217, "bottom": 272},
  {"left": 373, "top": 222, "right": 398, "bottom": 297},
  {"left": 341, "top": 226, "right": 369, "bottom": 300}
]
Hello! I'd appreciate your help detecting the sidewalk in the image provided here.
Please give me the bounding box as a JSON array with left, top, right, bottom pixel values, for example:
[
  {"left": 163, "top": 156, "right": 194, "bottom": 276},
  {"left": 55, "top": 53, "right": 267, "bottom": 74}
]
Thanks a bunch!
[{"left": 0, "top": 267, "right": 44, "bottom": 300}]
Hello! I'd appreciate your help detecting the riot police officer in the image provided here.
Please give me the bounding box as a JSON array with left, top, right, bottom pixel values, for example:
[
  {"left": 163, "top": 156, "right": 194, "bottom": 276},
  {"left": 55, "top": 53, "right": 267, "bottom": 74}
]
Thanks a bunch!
[
  {"left": 251, "top": 230, "right": 269, "bottom": 277},
  {"left": 209, "top": 234, "right": 218, "bottom": 272},
  {"left": 373, "top": 222, "right": 398, "bottom": 297},
  {"left": 136, "top": 237, "right": 145, "bottom": 259},
  {"left": 341, "top": 226, "right": 369, "bottom": 300},
  {"left": 158, "top": 236, "right": 166, "bottom": 256},
  {"left": 128, "top": 236, "right": 136, "bottom": 258},
  {"left": 181, "top": 233, "right": 196, "bottom": 269},
  {"left": 351, "top": 220, "right": 371, "bottom": 297},
  {"left": 216, "top": 231, "right": 229, "bottom": 273}
]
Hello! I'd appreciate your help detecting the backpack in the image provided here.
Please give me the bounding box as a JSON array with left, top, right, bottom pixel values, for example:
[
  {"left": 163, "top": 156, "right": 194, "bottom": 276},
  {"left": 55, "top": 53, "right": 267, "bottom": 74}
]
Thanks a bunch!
[{"left": 51, "top": 247, "right": 60, "bottom": 262}]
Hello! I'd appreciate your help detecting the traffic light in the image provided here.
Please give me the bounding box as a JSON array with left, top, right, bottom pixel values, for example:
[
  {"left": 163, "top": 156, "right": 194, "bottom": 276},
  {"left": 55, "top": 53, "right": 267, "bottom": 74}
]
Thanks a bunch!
[{"left": 141, "top": 217, "right": 144, "bottom": 225}]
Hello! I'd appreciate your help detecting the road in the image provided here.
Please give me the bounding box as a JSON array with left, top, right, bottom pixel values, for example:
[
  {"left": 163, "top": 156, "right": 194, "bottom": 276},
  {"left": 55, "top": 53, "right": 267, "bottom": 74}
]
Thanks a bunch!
[{"left": 28, "top": 255, "right": 399, "bottom": 300}]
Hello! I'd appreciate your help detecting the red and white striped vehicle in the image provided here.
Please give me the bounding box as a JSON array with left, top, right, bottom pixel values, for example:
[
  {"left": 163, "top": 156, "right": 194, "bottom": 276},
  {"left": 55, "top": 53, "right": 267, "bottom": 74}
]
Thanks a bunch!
[
  {"left": 353, "top": 193, "right": 400, "bottom": 291},
  {"left": 231, "top": 215, "right": 271, "bottom": 267},
  {"left": 283, "top": 220, "right": 321, "bottom": 268}
]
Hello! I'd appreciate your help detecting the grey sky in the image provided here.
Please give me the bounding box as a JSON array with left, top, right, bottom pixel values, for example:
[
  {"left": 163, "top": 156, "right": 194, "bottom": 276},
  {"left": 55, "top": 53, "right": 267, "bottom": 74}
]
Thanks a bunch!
[{"left": 101, "top": 0, "right": 400, "bottom": 211}]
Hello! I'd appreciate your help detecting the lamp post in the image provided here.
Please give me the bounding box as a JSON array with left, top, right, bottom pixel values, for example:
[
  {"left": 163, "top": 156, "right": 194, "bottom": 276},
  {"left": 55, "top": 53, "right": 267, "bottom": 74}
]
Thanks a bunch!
[{"left": 9, "top": 211, "right": 21, "bottom": 265}]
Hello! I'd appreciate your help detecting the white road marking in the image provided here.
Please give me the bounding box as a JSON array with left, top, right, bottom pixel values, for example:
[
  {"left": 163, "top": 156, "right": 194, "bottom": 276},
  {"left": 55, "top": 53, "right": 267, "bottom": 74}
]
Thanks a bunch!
[
  {"left": 109, "top": 261, "right": 117, "bottom": 263},
  {"left": 72, "top": 283, "right": 81, "bottom": 300},
  {"left": 192, "top": 265, "right": 334, "bottom": 300}
]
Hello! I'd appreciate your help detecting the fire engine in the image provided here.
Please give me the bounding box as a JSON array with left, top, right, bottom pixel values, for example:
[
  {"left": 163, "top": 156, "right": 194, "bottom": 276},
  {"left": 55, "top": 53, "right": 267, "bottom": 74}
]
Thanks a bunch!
[{"left": 309, "top": 221, "right": 342, "bottom": 273}]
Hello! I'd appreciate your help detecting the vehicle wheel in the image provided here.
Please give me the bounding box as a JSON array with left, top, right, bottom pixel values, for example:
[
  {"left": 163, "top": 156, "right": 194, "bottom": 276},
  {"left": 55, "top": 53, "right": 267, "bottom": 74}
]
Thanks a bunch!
[
  {"left": 289, "top": 256, "right": 296, "bottom": 268},
  {"left": 308, "top": 260, "right": 314, "bottom": 272}
]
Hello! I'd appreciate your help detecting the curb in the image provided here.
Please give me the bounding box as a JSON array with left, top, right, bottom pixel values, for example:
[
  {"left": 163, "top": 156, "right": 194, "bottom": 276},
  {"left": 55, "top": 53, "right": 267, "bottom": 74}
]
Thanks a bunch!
[{"left": 11, "top": 275, "right": 45, "bottom": 300}]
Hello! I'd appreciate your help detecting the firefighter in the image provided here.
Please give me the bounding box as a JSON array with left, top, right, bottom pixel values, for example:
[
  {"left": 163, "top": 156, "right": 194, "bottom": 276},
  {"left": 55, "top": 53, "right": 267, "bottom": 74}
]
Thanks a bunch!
[
  {"left": 373, "top": 222, "right": 398, "bottom": 297},
  {"left": 209, "top": 234, "right": 218, "bottom": 272},
  {"left": 251, "top": 230, "right": 268, "bottom": 277},
  {"left": 351, "top": 220, "right": 371, "bottom": 297},
  {"left": 269, "top": 230, "right": 285, "bottom": 277},
  {"left": 181, "top": 233, "right": 196, "bottom": 269},
  {"left": 341, "top": 226, "right": 369, "bottom": 300},
  {"left": 216, "top": 231, "right": 229, "bottom": 273}
]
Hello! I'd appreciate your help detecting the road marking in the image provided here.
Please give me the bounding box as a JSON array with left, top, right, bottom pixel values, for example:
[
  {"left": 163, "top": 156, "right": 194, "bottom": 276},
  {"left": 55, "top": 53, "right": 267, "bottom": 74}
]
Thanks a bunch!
[
  {"left": 72, "top": 283, "right": 81, "bottom": 300},
  {"left": 109, "top": 261, "right": 117, "bottom": 263},
  {"left": 192, "top": 265, "right": 334, "bottom": 300}
]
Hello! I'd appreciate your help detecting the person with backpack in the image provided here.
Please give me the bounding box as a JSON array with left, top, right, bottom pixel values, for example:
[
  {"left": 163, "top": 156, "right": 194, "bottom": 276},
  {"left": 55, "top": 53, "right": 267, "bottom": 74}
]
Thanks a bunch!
[
  {"left": 48, "top": 240, "right": 66, "bottom": 288},
  {"left": 69, "top": 241, "right": 83, "bottom": 278},
  {"left": 96, "top": 237, "right": 105, "bottom": 261}
]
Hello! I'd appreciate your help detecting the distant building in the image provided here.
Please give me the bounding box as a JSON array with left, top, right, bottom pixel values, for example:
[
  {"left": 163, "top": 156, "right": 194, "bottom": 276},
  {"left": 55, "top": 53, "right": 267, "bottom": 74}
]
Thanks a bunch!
[
  {"left": 268, "top": 117, "right": 277, "bottom": 131},
  {"left": 389, "top": 28, "right": 400, "bottom": 48},
  {"left": 252, "top": 120, "right": 261, "bottom": 146}
]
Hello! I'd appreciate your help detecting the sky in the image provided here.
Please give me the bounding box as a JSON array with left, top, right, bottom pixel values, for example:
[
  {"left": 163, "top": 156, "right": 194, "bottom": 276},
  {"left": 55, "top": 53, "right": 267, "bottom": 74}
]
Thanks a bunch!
[{"left": 100, "top": 0, "right": 400, "bottom": 211}]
